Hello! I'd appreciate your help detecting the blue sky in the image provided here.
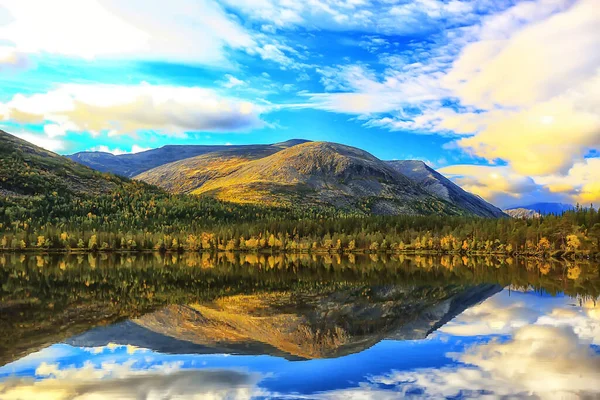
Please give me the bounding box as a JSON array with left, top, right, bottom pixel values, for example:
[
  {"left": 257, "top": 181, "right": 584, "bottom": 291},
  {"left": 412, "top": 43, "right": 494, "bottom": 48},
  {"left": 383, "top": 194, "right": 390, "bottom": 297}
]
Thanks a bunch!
[
  {"left": 1, "top": 290, "right": 599, "bottom": 398},
  {"left": 0, "top": 0, "right": 598, "bottom": 208}
]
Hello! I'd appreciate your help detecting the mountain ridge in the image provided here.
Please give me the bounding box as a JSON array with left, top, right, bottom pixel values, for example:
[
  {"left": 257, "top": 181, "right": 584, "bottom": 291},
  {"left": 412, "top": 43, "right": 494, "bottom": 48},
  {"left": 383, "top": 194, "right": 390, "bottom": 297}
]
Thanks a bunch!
[
  {"left": 3, "top": 130, "right": 505, "bottom": 218},
  {"left": 67, "top": 139, "right": 312, "bottom": 178},
  {"left": 136, "top": 141, "right": 504, "bottom": 217},
  {"left": 137, "top": 141, "right": 464, "bottom": 216}
]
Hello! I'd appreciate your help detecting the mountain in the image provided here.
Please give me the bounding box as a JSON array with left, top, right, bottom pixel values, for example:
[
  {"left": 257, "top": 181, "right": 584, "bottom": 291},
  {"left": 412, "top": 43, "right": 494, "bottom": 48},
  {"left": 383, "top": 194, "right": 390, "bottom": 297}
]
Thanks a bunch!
[
  {"left": 506, "top": 202, "right": 575, "bottom": 216},
  {"left": 386, "top": 160, "right": 506, "bottom": 218},
  {"left": 137, "top": 141, "right": 465, "bottom": 215},
  {"left": 504, "top": 208, "right": 542, "bottom": 219},
  {"left": 67, "top": 139, "right": 311, "bottom": 178},
  {"left": 66, "top": 283, "right": 502, "bottom": 360},
  {"left": 0, "top": 130, "right": 135, "bottom": 197}
]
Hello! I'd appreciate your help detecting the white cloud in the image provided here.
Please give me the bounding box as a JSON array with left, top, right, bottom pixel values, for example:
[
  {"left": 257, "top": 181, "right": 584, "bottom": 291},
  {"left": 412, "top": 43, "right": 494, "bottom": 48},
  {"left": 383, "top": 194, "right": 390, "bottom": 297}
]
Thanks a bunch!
[
  {"left": 441, "top": 290, "right": 600, "bottom": 344},
  {"left": 43, "top": 124, "right": 66, "bottom": 138},
  {"left": 437, "top": 164, "right": 545, "bottom": 207},
  {"left": 0, "top": 361, "right": 265, "bottom": 400},
  {"left": 445, "top": 0, "right": 600, "bottom": 176},
  {"left": 439, "top": 295, "right": 541, "bottom": 336},
  {"left": 365, "top": 325, "right": 600, "bottom": 399},
  {"left": 0, "top": 0, "right": 256, "bottom": 66},
  {"left": 220, "top": 0, "right": 497, "bottom": 36},
  {"left": 0, "top": 45, "right": 27, "bottom": 69},
  {"left": 222, "top": 74, "right": 246, "bottom": 88},
  {"left": 311, "top": 293, "right": 600, "bottom": 399},
  {"left": 533, "top": 158, "right": 600, "bottom": 205},
  {"left": 297, "top": 64, "right": 448, "bottom": 116},
  {"left": 438, "top": 158, "right": 600, "bottom": 207},
  {"left": 88, "top": 145, "right": 152, "bottom": 156},
  {"left": 10, "top": 131, "right": 66, "bottom": 153},
  {"left": 0, "top": 83, "right": 266, "bottom": 136},
  {"left": 0, "top": 0, "right": 311, "bottom": 70}
]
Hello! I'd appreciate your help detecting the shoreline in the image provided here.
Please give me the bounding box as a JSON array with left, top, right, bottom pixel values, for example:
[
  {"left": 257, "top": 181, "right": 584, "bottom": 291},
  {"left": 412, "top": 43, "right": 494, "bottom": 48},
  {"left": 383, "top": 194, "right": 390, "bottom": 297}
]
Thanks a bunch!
[{"left": 1, "top": 248, "right": 597, "bottom": 260}]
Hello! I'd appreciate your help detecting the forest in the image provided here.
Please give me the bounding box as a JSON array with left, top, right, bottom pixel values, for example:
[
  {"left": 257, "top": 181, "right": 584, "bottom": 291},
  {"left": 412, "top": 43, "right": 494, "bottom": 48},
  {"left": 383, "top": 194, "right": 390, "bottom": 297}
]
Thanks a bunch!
[{"left": 1, "top": 185, "right": 599, "bottom": 258}]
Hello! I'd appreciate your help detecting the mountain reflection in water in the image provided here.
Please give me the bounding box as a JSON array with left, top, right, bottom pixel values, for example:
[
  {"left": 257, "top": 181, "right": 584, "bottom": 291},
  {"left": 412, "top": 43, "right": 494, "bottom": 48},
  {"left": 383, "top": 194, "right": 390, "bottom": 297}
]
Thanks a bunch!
[{"left": 0, "top": 252, "right": 598, "bottom": 399}]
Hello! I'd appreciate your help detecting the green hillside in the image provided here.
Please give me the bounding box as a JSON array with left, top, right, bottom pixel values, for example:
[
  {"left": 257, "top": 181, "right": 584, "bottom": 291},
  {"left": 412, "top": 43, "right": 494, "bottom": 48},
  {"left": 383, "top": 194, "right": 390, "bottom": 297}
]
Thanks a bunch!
[{"left": 0, "top": 130, "right": 132, "bottom": 197}]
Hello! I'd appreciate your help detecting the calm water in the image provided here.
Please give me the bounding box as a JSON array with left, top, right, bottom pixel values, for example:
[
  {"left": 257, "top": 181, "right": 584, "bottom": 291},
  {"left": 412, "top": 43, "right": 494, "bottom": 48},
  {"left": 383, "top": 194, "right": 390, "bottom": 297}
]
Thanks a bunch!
[{"left": 0, "top": 253, "right": 599, "bottom": 399}]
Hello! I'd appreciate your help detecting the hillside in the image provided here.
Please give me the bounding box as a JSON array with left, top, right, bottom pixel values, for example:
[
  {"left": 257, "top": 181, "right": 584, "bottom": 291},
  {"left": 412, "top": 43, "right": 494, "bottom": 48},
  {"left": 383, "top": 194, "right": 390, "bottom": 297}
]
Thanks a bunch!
[
  {"left": 0, "top": 130, "right": 134, "bottom": 197},
  {"left": 67, "top": 139, "right": 310, "bottom": 177},
  {"left": 387, "top": 160, "right": 506, "bottom": 218},
  {"left": 137, "top": 141, "right": 463, "bottom": 216}
]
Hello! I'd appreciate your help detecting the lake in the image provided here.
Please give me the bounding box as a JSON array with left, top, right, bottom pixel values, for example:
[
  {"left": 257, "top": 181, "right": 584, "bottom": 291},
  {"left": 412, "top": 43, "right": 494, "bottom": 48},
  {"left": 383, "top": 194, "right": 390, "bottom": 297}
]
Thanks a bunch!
[{"left": 0, "top": 253, "right": 599, "bottom": 399}]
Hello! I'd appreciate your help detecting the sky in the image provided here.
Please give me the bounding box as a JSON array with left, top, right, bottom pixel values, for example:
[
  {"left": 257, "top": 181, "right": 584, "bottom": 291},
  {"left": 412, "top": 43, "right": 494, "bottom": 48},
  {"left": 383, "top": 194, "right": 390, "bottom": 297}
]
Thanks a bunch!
[
  {"left": 1, "top": 290, "right": 599, "bottom": 398},
  {"left": 0, "top": 0, "right": 598, "bottom": 208}
]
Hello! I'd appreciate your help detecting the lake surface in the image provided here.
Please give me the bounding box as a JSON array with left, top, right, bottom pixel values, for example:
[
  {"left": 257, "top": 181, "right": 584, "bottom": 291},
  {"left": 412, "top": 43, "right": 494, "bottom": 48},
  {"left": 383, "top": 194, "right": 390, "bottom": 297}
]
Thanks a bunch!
[{"left": 0, "top": 253, "right": 599, "bottom": 399}]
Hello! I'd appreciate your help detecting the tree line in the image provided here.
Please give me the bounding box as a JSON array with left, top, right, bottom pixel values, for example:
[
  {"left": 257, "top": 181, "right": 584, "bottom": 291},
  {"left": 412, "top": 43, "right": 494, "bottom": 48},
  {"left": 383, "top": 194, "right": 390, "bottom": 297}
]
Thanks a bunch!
[{"left": 1, "top": 187, "right": 599, "bottom": 258}]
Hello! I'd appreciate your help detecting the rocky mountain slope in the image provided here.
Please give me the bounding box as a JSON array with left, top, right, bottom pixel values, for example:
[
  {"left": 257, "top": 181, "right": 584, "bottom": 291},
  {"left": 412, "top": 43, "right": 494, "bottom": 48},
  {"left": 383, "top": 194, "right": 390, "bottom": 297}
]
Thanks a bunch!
[
  {"left": 66, "top": 284, "right": 502, "bottom": 360},
  {"left": 504, "top": 208, "right": 542, "bottom": 218},
  {"left": 0, "top": 130, "right": 135, "bottom": 197},
  {"left": 505, "top": 202, "right": 574, "bottom": 216},
  {"left": 137, "top": 141, "right": 463, "bottom": 215},
  {"left": 67, "top": 139, "right": 310, "bottom": 178},
  {"left": 387, "top": 160, "right": 506, "bottom": 218}
]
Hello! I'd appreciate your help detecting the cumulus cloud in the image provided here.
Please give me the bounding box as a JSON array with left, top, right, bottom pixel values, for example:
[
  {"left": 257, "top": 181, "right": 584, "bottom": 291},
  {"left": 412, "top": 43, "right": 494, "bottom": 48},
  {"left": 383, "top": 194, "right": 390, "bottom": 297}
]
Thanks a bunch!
[
  {"left": 297, "top": 64, "right": 448, "bottom": 117},
  {"left": 445, "top": 0, "right": 600, "bottom": 176},
  {"left": 0, "top": 45, "right": 27, "bottom": 69},
  {"left": 439, "top": 294, "right": 541, "bottom": 337},
  {"left": 534, "top": 158, "right": 600, "bottom": 205},
  {"left": 88, "top": 145, "right": 153, "bottom": 156},
  {"left": 0, "top": 361, "right": 264, "bottom": 400},
  {"left": 375, "top": 325, "right": 600, "bottom": 399},
  {"left": 438, "top": 158, "right": 600, "bottom": 207},
  {"left": 441, "top": 290, "right": 600, "bottom": 344},
  {"left": 0, "top": 83, "right": 266, "bottom": 137},
  {"left": 437, "top": 164, "right": 545, "bottom": 207},
  {"left": 311, "top": 325, "right": 600, "bottom": 399},
  {"left": 311, "top": 297, "right": 600, "bottom": 399},
  {"left": 8, "top": 131, "right": 66, "bottom": 153},
  {"left": 222, "top": 74, "right": 246, "bottom": 89},
  {"left": 0, "top": 0, "right": 256, "bottom": 66}
]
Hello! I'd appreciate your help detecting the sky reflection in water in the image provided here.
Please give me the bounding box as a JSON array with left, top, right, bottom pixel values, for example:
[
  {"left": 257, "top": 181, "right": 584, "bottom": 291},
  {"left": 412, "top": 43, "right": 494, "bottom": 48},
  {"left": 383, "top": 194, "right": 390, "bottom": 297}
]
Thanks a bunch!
[{"left": 1, "top": 289, "right": 599, "bottom": 399}]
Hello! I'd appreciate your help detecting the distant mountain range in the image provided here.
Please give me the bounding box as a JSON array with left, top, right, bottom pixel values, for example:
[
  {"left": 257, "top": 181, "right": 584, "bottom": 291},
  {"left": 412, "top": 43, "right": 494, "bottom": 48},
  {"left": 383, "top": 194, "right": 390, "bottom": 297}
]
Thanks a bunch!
[
  {"left": 505, "top": 202, "right": 575, "bottom": 217},
  {"left": 69, "top": 139, "right": 505, "bottom": 217},
  {"left": 67, "top": 139, "right": 311, "bottom": 178},
  {"left": 1, "top": 130, "right": 506, "bottom": 217}
]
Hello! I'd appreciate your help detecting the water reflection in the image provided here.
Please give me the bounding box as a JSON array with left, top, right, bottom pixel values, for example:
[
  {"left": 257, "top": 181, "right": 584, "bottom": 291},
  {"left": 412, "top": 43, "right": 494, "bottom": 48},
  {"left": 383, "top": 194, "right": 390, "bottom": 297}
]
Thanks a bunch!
[
  {"left": 66, "top": 284, "right": 502, "bottom": 360},
  {"left": 0, "top": 253, "right": 599, "bottom": 398}
]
